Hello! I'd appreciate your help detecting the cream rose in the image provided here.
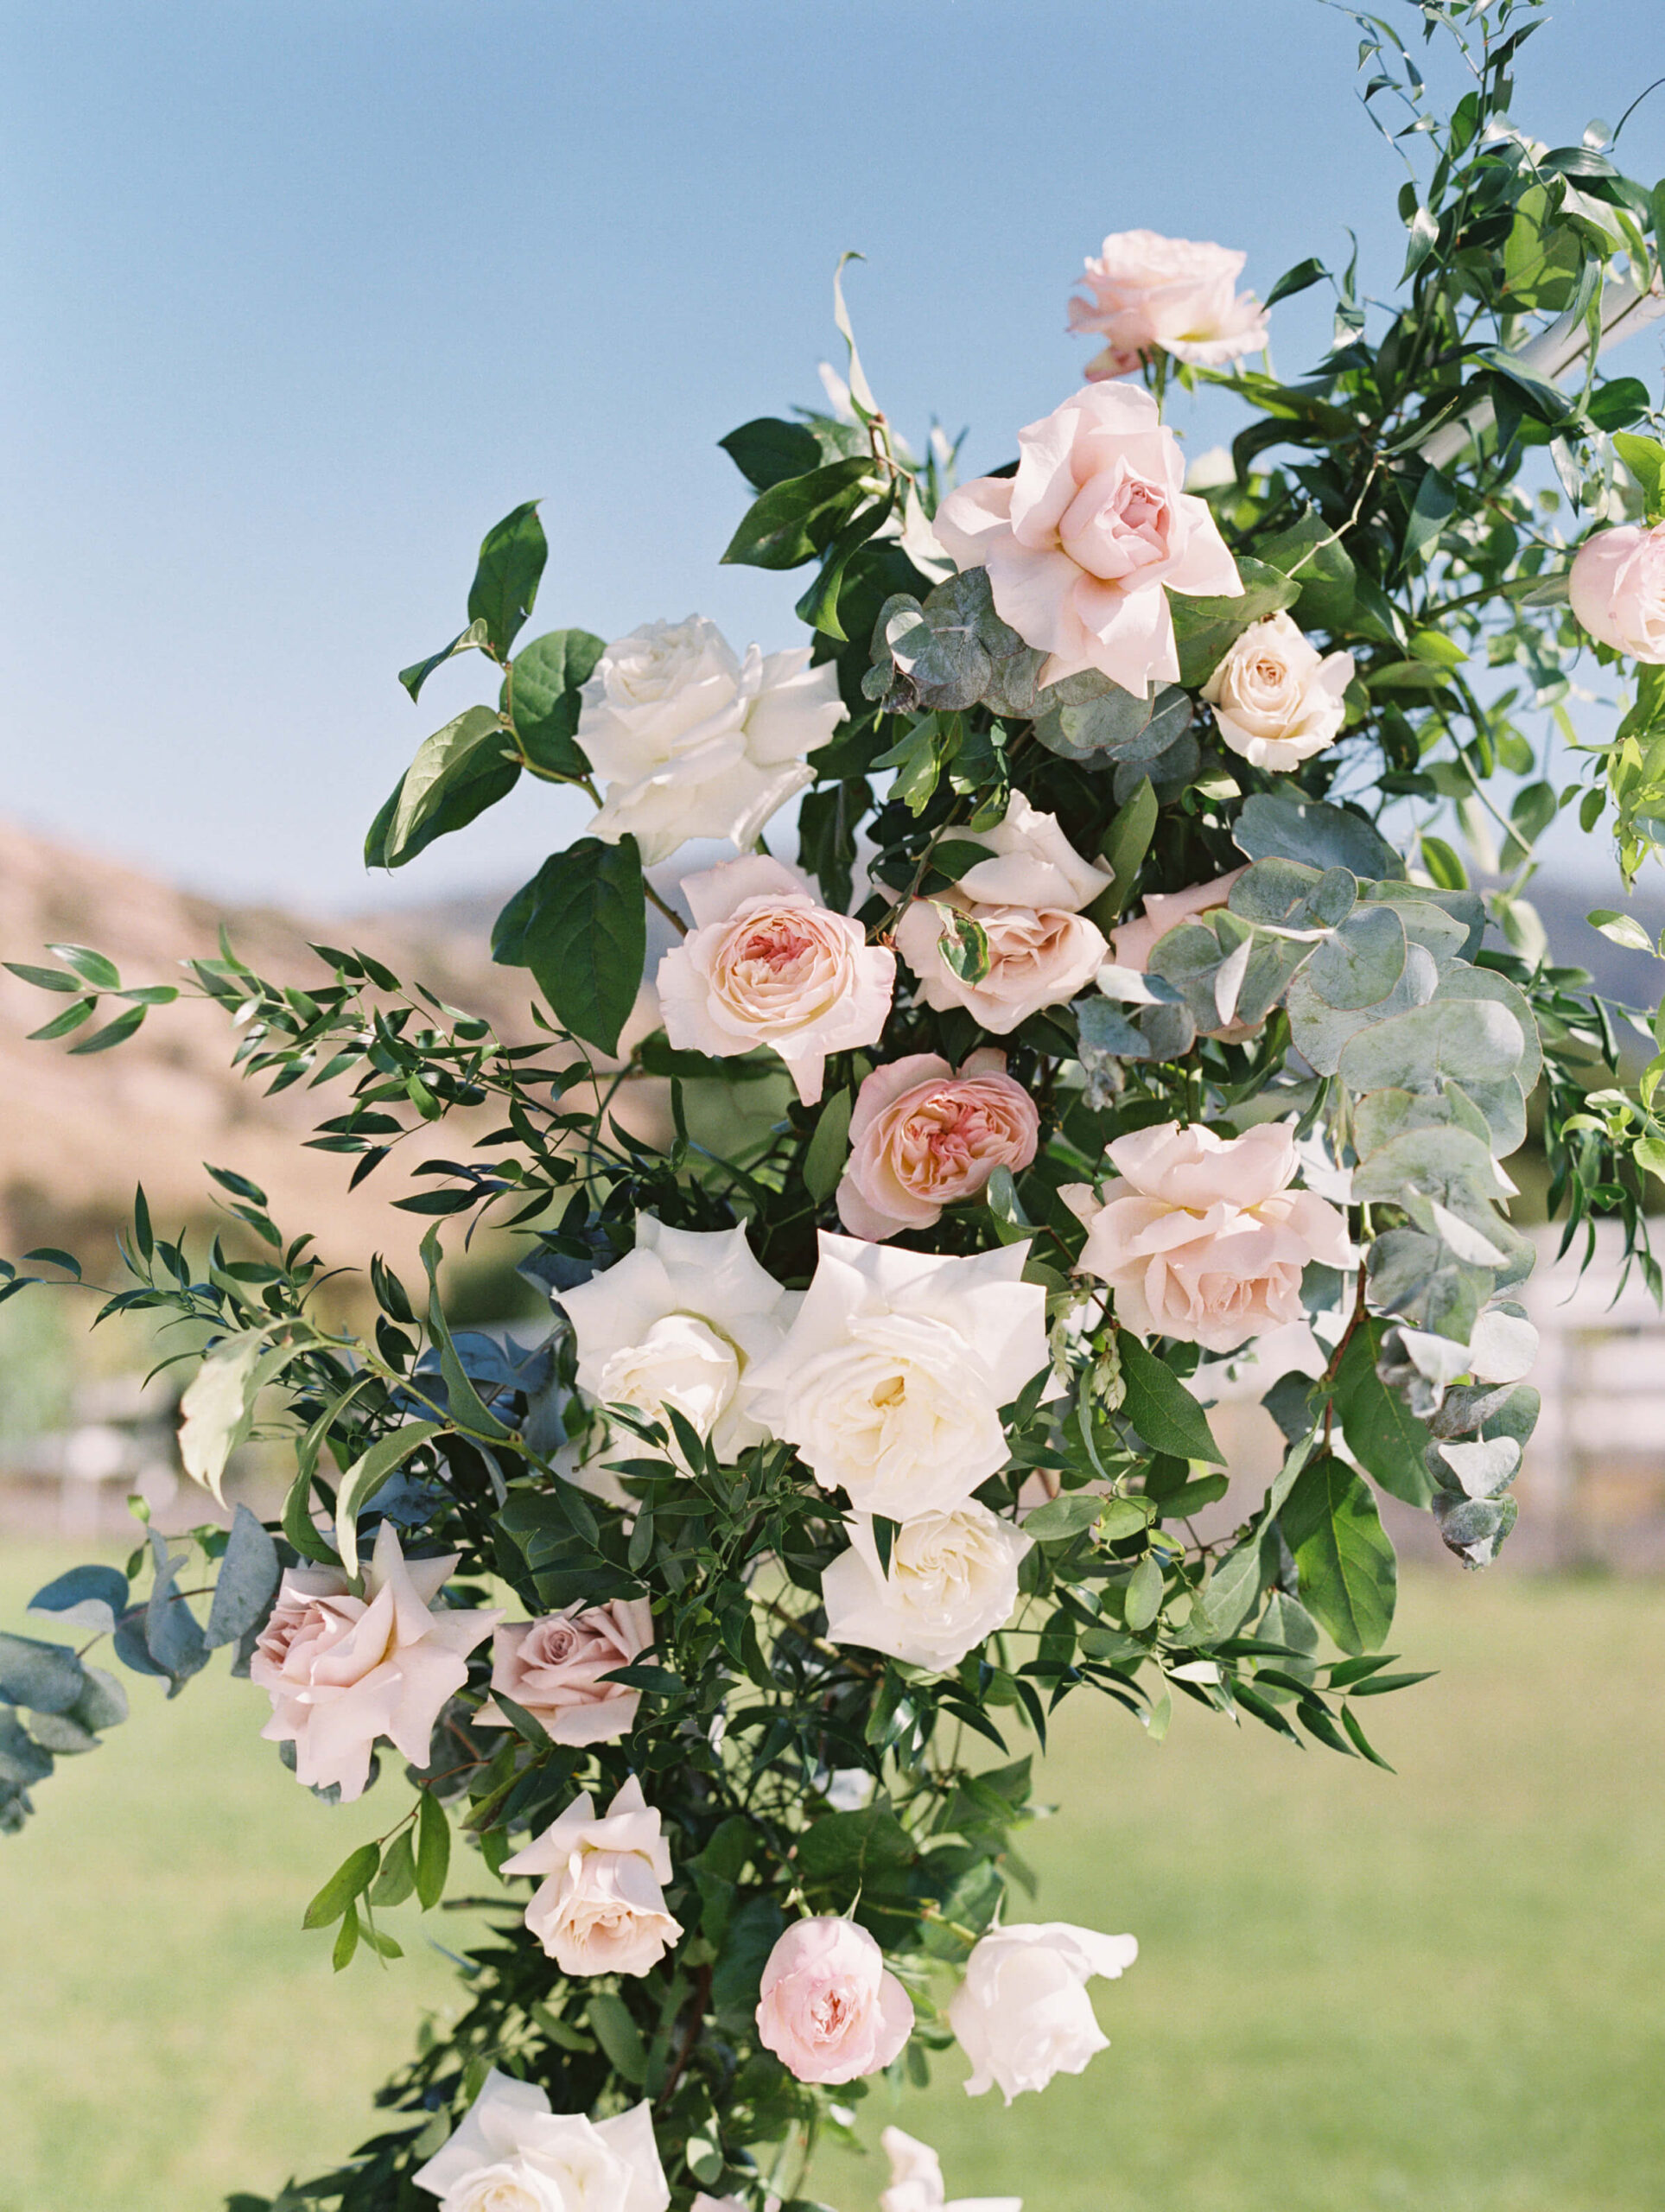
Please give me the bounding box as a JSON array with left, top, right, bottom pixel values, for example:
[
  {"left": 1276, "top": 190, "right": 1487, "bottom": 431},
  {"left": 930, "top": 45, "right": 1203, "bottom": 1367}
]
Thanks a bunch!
[
  {"left": 251, "top": 1520, "right": 499, "bottom": 1803},
  {"left": 745, "top": 1234, "right": 1050, "bottom": 1519},
  {"left": 950, "top": 1923, "right": 1138, "bottom": 2103},
  {"left": 558, "top": 1214, "right": 794, "bottom": 1465},
  {"left": 478, "top": 1598, "right": 655, "bottom": 1746},
  {"left": 1071, "top": 1120, "right": 1352, "bottom": 1354},
  {"left": 414, "top": 2069, "right": 669, "bottom": 2212},
  {"left": 499, "top": 1776, "right": 683, "bottom": 1978},
  {"left": 1068, "top": 229, "right": 1269, "bottom": 380},
  {"left": 1202, "top": 612, "right": 1355, "bottom": 770},
  {"left": 657, "top": 855, "right": 894, "bottom": 1104},
  {"left": 880, "top": 2127, "right": 1022, "bottom": 2212},
  {"left": 836, "top": 1051, "right": 1039, "bottom": 1241},
  {"left": 934, "top": 383, "right": 1242, "bottom": 693},
  {"left": 822, "top": 1504, "right": 1032, "bottom": 1672},
  {"left": 893, "top": 793, "right": 1110, "bottom": 1035},
  {"left": 1569, "top": 521, "right": 1665, "bottom": 661},
  {"left": 754, "top": 1915, "right": 914, "bottom": 2084},
  {"left": 578, "top": 616, "right": 846, "bottom": 863}
]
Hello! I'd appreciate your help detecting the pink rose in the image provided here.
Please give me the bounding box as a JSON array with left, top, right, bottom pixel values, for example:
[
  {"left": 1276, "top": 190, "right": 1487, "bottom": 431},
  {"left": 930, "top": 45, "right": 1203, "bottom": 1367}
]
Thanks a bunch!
[
  {"left": 1569, "top": 522, "right": 1665, "bottom": 661},
  {"left": 478, "top": 1598, "right": 655, "bottom": 1747},
  {"left": 836, "top": 1051, "right": 1039, "bottom": 1241},
  {"left": 657, "top": 855, "right": 895, "bottom": 1104},
  {"left": 1202, "top": 612, "right": 1355, "bottom": 771},
  {"left": 1071, "top": 1119, "right": 1351, "bottom": 1353},
  {"left": 251, "top": 1521, "right": 500, "bottom": 1803},
  {"left": 500, "top": 1776, "right": 683, "bottom": 1978},
  {"left": 894, "top": 899, "right": 1107, "bottom": 1035},
  {"left": 754, "top": 1915, "right": 913, "bottom": 2083},
  {"left": 1068, "top": 230, "right": 1269, "bottom": 380},
  {"left": 935, "top": 384, "right": 1242, "bottom": 694}
]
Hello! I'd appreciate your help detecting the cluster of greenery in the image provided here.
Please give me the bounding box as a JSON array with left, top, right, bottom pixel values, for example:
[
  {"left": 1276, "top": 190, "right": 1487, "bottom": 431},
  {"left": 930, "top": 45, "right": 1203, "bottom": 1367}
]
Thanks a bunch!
[{"left": 2, "top": 4, "right": 1662, "bottom": 2206}]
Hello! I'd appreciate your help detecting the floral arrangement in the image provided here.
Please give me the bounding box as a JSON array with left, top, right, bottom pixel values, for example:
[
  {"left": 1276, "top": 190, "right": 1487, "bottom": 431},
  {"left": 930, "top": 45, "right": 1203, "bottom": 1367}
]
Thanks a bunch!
[{"left": 5, "top": 6, "right": 1665, "bottom": 2208}]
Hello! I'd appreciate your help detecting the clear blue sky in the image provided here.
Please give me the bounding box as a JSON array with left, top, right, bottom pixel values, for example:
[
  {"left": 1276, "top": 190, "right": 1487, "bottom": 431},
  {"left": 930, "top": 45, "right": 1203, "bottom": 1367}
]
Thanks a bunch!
[{"left": 3, "top": 0, "right": 1662, "bottom": 914}]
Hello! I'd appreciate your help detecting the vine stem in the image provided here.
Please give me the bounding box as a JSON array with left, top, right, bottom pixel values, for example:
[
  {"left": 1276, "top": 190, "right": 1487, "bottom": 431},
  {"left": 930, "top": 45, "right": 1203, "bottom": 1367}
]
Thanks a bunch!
[{"left": 653, "top": 1962, "right": 713, "bottom": 2112}]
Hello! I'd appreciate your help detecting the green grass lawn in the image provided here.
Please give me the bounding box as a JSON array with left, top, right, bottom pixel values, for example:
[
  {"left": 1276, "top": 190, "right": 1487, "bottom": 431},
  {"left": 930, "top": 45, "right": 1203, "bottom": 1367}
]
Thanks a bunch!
[{"left": 1, "top": 1541, "right": 1662, "bottom": 2212}]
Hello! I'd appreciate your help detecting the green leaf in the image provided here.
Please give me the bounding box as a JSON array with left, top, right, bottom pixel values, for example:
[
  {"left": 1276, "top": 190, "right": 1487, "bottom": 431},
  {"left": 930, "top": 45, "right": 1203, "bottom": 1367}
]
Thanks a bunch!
[
  {"left": 1588, "top": 907, "right": 1656, "bottom": 955},
  {"left": 332, "top": 1902, "right": 361, "bottom": 1972},
  {"left": 1332, "top": 1319, "right": 1436, "bottom": 1507},
  {"left": 1264, "top": 256, "right": 1328, "bottom": 308},
  {"left": 1123, "top": 1552, "right": 1164, "bottom": 1632},
  {"left": 1090, "top": 778, "right": 1160, "bottom": 925},
  {"left": 587, "top": 1992, "right": 649, "bottom": 2084},
  {"left": 0, "top": 1630, "right": 86, "bottom": 1714},
  {"left": 492, "top": 838, "right": 645, "bottom": 1056},
  {"left": 467, "top": 500, "right": 547, "bottom": 657},
  {"left": 67, "top": 1006, "right": 147, "bottom": 1055},
  {"left": 418, "top": 1229, "right": 512, "bottom": 1442},
  {"left": 506, "top": 628, "right": 605, "bottom": 779},
  {"left": 1402, "top": 467, "right": 1456, "bottom": 569},
  {"left": 45, "top": 943, "right": 120, "bottom": 990},
  {"left": 27, "top": 997, "right": 97, "bottom": 1042},
  {"left": 3, "top": 962, "right": 82, "bottom": 993},
  {"left": 334, "top": 1421, "right": 444, "bottom": 1582},
  {"left": 804, "top": 1088, "right": 854, "bottom": 1203},
  {"left": 721, "top": 456, "right": 878, "bottom": 569},
  {"left": 1281, "top": 1451, "right": 1397, "bottom": 1656},
  {"left": 397, "top": 617, "right": 491, "bottom": 702},
  {"left": 370, "top": 1827, "right": 418, "bottom": 1908},
  {"left": 204, "top": 1504, "right": 281, "bottom": 1649},
  {"left": 1116, "top": 1332, "right": 1225, "bottom": 1464},
  {"left": 365, "top": 705, "right": 518, "bottom": 869},
  {"left": 796, "top": 1805, "right": 915, "bottom": 1885},
  {"left": 1614, "top": 431, "right": 1665, "bottom": 521},
  {"left": 1254, "top": 513, "right": 1359, "bottom": 633},
  {"left": 1021, "top": 1493, "right": 1105, "bottom": 1543},
  {"left": 1168, "top": 556, "right": 1299, "bottom": 686},
  {"left": 416, "top": 1789, "right": 451, "bottom": 1910},
  {"left": 719, "top": 416, "right": 826, "bottom": 492},
  {"left": 21, "top": 1247, "right": 80, "bottom": 1278},
  {"left": 302, "top": 1842, "right": 381, "bottom": 1929}
]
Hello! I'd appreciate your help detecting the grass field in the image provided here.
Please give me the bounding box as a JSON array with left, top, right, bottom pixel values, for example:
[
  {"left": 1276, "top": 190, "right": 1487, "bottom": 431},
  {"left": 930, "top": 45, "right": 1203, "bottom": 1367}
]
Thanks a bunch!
[{"left": 1, "top": 1541, "right": 1662, "bottom": 2212}]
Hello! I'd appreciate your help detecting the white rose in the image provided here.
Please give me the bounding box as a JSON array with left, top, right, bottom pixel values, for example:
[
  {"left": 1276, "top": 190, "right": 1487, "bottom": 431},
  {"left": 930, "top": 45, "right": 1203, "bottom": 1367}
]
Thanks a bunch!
[
  {"left": 500, "top": 1777, "right": 683, "bottom": 1978},
  {"left": 415, "top": 2070, "right": 669, "bottom": 2212},
  {"left": 879, "top": 2127, "right": 1021, "bottom": 2212},
  {"left": 744, "top": 1234, "right": 1050, "bottom": 1518},
  {"left": 950, "top": 1923, "right": 1138, "bottom": 2103},
  {"left": 558, "top": 1215, "right": 795, "bottom": 1465},
  {"left": 579, "top": 617, "right": 846, "bottom": 864},
  {"left": 1201, "top": 612, "right": 1354, "bottom": 772},
  {"left": 823, "top": 1505, "right": 1031, "bottom": 1671},
  {"left": 658, "top": 855, "right": 895, "bottom": 1104}
]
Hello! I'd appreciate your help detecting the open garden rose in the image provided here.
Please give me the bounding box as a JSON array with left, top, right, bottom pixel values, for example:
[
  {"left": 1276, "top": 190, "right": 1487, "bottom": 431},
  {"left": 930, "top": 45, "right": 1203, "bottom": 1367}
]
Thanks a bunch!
[
  {"left": 745, "top": 1234, "right": 1050, "bottom": 1518},
  {"left": 1202, "top": 611, "right": 1355, "bottom": 769},
  {"left": 558, "top": 1214, "right": 795, "bottom": 1465},
  {"left": 1070, "top": 1120, "right": 1352, "bottom": 1353},
  {"left": 579, "top": 616, "right": 846, "bottom": 862},
  {"left": 934, "top": 381, "right": 1242, "bottom": 693},
  {"left": 414, "top": 2069, "right": 669, "bottom": 2212},
  {"left": 836, "top": 1050, "right": 1039, "bottom": 1240},
  {"left": 478, "top": 1597, "right": 655, "bottom": 1745},
  {"left": 658, "top": 854, "right": 894, "bottom": 1103},
  {"left": 500, "top": 1776, "right": 683, "bottom": 1977},
  {"left": 755, "top": 1915, "right": 914, "bottom": 2083},
  {"left": 1068, "top": 229, "right": 1269, "bottom": 379},
  {"left": 880, "top": 2127, "right": 1022, "bottom": 2212},
  {"left": 1569, "top": 521, "right": 1665, "bottom": 661},
  {"left": 251, "top": 1520, "right": 499, "bottom": 1804},
  {"left": 823, "top": 1504, "right": 1032, "bottom": 1671},
  {"left": 950, "top": 1923, "right": 1139, "bottom": 2102},
  {"left": 893, "top": 792, "right": 1111, "bottom": 1034}
]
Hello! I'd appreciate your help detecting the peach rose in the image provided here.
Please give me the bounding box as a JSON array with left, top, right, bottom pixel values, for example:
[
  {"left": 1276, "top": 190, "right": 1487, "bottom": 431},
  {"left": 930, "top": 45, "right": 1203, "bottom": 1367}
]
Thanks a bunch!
[
  {"left": 657, "top": 854, "right": 894, "bottom": 1104},
  {"left": 500, "top": 1776, "right": 683, "bottom": 1978},
  {"left": 935, "top": 383, "right": 1242, "bottom": 694},
  {"left": 836, "top": 1051, "right": 1039, "bottom": 1240},
  {"left": 251, "top": 1521, "right": 499, "bottom": 1803},
  {"left": 1569, "top": 522, "right": 1665, "bottom": 661},
  {"left": 1071, "top": 1120, "right": 1351, "bottom": 1353},
  {"left": 755, "top": 1916, "right": 913, "bottom": 2083},
  {"left": 478, "top": 1598, "right": 655, "bottom": 1746},
  {"left": 1068, "top": 230, "right": 1269, "bottom": 381},
  {"left": 1202, "top": 613, "right": 1355, "bottom": 770}
]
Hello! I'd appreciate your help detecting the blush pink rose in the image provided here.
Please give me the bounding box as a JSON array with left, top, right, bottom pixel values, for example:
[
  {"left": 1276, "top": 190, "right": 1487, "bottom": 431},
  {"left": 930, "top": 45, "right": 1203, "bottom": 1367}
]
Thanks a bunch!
[
  {"left": 251, "top": 1520, "right": 500, "bottom": 1802},
  {"left": 894, "top": 897, "right": 1107, "bottom": 1034},
  {"left": 1569, "top": 522, "right": 1665, "bottom": 661},
  {"left": 935, "top": 383, "right": 1242, "bottom": 694},
  {"left": 755, "top": 1916, "right": 914, "bottom": 2084},
  {"left": 1068, "top": 230, "right": 1269, "bottom": 380},
  {"left": 478, "top": 1597, "right": 655, "bottom": 1747},
  {"left": 657, "top": 855, "right": 894, "bottom": 1105},
  {"left": 1071, "top": 1119, "right": 1351, "bottom": 1354},
  {"left": 836, "top": 1051, "right": 1039, "bottom": 1241},
  {"left": 500, "top": 1775, "right": 683, "bottom": 1978}
]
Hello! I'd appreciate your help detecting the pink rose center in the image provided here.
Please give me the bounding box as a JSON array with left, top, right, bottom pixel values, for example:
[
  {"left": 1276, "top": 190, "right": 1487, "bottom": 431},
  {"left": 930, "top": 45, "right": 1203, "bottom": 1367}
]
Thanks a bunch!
[
  {"left": 1061, "top": 461, "right": 1172, "bottom": 581},
  {"left": 807, "top": 1979, "right": 861, "bottom": 2039}
]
